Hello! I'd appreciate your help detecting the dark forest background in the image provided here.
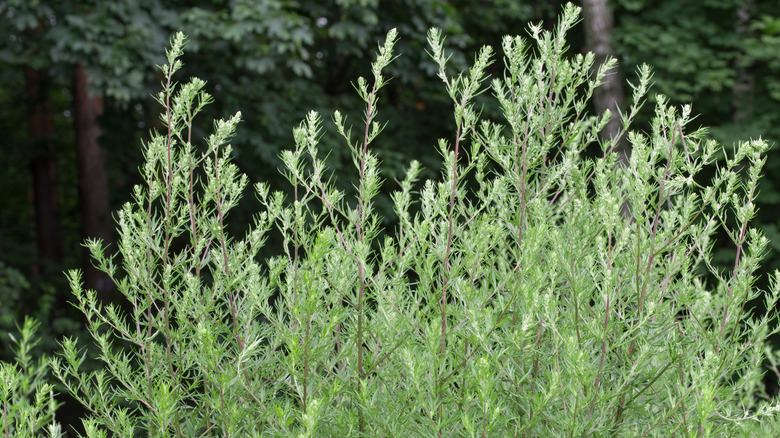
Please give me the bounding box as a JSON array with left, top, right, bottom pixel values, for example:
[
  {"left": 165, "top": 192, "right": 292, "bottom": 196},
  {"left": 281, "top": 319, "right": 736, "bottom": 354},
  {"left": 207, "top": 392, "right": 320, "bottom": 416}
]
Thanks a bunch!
[{"left": 2, "top": 0, "right": 780, "bottom": 430}]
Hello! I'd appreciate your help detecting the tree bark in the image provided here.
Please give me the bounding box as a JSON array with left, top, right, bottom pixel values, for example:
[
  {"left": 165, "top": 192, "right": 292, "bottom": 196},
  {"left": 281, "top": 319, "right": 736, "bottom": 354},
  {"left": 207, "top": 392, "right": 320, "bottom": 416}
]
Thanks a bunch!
[
  {"left": 582, "top": 0, "right": 625, "bottom": 150},
  {"left": 72, "top": 62, "right": 113, "bottom": 302},
  {"left": 26, "top": 66, "right": 64, "bottom": 276}
]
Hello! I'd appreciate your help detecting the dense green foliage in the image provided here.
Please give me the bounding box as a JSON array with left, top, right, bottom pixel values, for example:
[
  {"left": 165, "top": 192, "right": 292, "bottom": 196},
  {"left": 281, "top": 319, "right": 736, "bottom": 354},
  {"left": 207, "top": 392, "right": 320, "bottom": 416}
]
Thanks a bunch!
[
  {"left": 5, "top": 5, "right": 780, "bottom": 435},
  {"left": 613, "top": 0, "right": 780, "bottom": 281},
  {"left": 3, "top": 0, "right": 780, "bottom": 435},
  {"left": 0, "top": 318, "right": 60, "bottom": 436},
  {"left": 0, "top": 1, "right": 567, "bottom": 368}
]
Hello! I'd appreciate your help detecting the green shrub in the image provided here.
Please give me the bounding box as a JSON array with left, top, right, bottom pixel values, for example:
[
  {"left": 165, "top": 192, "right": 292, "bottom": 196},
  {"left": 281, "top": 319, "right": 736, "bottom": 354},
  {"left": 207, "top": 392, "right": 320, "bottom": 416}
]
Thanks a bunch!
[
  {"left": 0, "top": 317, "right": 62, "bottom": 437},
  {"left": 49, "top": 3, "right": 780, "bottom": 436}
]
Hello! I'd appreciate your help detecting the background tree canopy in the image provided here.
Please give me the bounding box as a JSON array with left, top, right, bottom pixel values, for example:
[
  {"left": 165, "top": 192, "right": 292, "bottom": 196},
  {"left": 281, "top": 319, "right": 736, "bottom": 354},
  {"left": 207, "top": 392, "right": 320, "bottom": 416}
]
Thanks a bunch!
[{"left": 2, "top": 0, "right": 780, "bottom": 432}]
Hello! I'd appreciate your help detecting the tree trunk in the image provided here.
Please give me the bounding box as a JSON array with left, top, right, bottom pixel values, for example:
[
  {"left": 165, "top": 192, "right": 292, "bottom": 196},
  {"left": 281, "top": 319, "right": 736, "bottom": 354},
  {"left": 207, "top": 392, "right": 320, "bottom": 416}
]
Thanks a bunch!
[
  {"left": 582, "top": 0, "right": 625, "bottom": 150},
  {"left": 72, "top": 62, "right": 113, "bottom": 303},
  {"left": 26, "top": 66, "right": 64, "bottom": 276}
]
